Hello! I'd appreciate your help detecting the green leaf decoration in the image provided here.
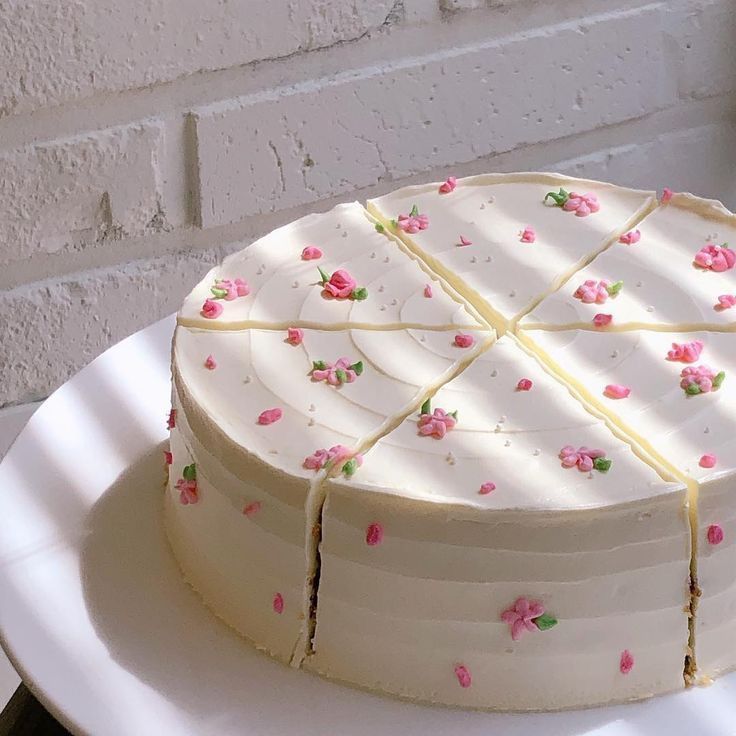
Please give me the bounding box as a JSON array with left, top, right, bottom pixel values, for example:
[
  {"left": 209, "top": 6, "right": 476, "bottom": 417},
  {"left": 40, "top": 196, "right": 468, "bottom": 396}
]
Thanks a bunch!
[
  {"left": 713, "top": 371, "right": 726, "bottom": 389},
  {"left": 606, "top": 280, "right": 624, "bottom": 296},
  {"left": 722, "top": 242, "right": 730, "bottom": 249},
  {"left": 390, "top": 219, "right": 398, "bottom": 229},
  {"left": 449, "top": 410, "right": 458, "bottom": 420},
  {"left": 317, "top": 266, "right": 330, "bottom": 284},
  {"left": 182, "top": 463, "right": 197, "bottom": 481},
  {"left": 374, "top": 223, "right": 385, "bottom": 233},
  {"left": 685, "top": 383, "right": 702, "bottom": 396},
  {"left": 335, "top": 369, "right": 348, "bottom": 384},
  {"left": 210, "top": 286, "right": 228, "bottom": 299},
  {"left": 351, "top": 361, "right": 364, "bottom": 376},
  {"left": 351, "top": 286, "right": 368, "bottom": 301},
  {"left": 342, "top": 458, "right": 359, "bottom": 477},
  {"left": 312, "top": 360, "right": 327, "bottom": 371},
  {"left": 533, "top": 613, "right": 558, "bottom": 631},
  {"left": 543, "top": 188, "right": 569, "bottom": 207},
  {"left": 420, "top": 397, "right": 431, "bottom": 415},
  {"left": 593, "top": 457, "right": 612, "bottom": 473},
  {"left": 409, "top": 204, "right": 419, "bottom": 217}
]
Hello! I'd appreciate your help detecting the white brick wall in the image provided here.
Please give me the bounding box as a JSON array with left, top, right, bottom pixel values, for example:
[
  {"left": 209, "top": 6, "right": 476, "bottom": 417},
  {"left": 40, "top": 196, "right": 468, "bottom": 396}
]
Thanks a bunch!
[{"left": 1, "top": 0, "right": 735, "bottom": 407}]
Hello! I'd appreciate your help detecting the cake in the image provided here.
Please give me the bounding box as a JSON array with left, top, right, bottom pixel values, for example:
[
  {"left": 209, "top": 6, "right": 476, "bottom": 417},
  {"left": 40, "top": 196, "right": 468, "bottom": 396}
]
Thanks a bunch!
[{"left": 165, "top": 173, "right": 736, "bottom": 710}]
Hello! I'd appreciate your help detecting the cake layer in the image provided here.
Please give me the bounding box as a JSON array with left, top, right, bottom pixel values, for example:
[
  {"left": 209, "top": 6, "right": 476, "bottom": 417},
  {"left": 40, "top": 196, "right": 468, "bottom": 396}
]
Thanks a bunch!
[
  {"left": 169, "top": 324, "right": 494, "bottom": 664},
  {"left": 177, "top": 202, "right": 486, "bottom": 331},
  {"left": 519, "top": 329, "right": 736, "bottom": 681},
  {"left": 367, "top": 173, "right": 656, "bottom": 331},
  {"left": 306, "top": 335, "right": 690, "bottom": 709},
  {"left": 520, "top": 194, "right": 736, "bottom": 332}
]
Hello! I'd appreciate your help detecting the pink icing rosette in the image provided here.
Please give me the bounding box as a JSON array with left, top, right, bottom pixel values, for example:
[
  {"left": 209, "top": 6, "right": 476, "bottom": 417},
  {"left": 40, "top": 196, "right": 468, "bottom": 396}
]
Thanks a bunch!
[
  {"left": 501, "top": 597, "right": 545, "bottom": 641},
  {"left": 574, "top": 279, "right": 611, "bottom": 304},
  {"left": 563, "top": 192, "right": 600, "bottom": 217},
  {"left": 418, "top": 408, "right": 457, "bottom": 439},
  {"left": 694, "top": 243, "right": 735, "bottom": 272}
]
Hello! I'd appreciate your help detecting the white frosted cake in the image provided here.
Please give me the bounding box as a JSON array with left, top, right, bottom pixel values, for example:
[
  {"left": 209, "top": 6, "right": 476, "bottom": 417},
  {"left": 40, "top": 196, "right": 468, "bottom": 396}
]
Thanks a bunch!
[{"left": 165, "top": 173, "right": 736, "bottom": 710}]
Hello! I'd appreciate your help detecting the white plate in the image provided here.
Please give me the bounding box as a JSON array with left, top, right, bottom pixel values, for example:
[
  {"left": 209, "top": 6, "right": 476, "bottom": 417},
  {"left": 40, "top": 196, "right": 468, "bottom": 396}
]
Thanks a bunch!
[{"left": 1, "top": 316, "right": 735, "bottom": 736}]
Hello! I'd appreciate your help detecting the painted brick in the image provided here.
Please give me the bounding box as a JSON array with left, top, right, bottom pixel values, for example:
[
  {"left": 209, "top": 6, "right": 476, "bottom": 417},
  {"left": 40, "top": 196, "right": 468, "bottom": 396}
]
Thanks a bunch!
[
  {"left": 0, "top": 121, "right": 165, "bottom": 266},
  {"left": 665, "top": 0, "right": 736, "bottom": 100},
  {"left": 0, "top": 249, "right": 219, "bottom": 407},
  {"left": 0, "top": 0, "right": 398, "bottom": 117},
  {"left": 193, "top": 4, "right": 674, "bottom": 228},
  {"left": 549, "top": 122, "right": 736, "bottom": 209}
]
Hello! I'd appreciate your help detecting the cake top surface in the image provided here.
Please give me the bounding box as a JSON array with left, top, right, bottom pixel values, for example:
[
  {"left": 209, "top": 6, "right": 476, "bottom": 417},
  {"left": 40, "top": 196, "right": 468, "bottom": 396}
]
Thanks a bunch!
[
  {"left": 177, "top": 202, "right": 485, "bottom": 332},
  {"left": 328, "top": 335, "right": 683, "bottom": 512},
  {"left": 524, "top": 329, "right": 736, "bottom": 485},
  {"left": 174, "top": 324, "right": 493, "bottom": 487},
  {"left": 521, "top": 193, "right": 736, "bottom": 331},
  {"left": 368, "top": 172, "right": 656, "bottom": 328}
]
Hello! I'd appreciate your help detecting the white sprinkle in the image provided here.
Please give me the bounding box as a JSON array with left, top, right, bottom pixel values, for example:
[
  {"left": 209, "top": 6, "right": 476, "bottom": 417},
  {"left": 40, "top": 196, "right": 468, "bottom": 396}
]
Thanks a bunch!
[
  {"left": 494, "top": 425, "right": 502, "bottom": 433},
  {"left": 380, "top": 305, "right": 387, "bottom": 311},
  {"left": 488, "top": 196, "right": 495, "bottom": 204},
  {"left": 419, "top": 334, "right": 426, "bottom": 342},
  {"left": 611, "top": 349, "right": 619, "bottom": 358},
  {"left": 384, "top": 255, "right": 390, "bottom": 263},
  {"left": 491, "top": 369, "right": 498, "bottom": 377},
  {"left": 244, "top": 375, "right": 251, "bottom": 384},
  {"left": 292, "top": 280, "right": 299, "bottom": 288},
  {"left": 342, "top": 231, "right": 348, "bottom": 238},
  {"left": 498, "top": 415, "right": 507, "bottom": 423},
  {"left": 268, "top": 449, "right": 278, "bottom": 454},
  {"left": 391, "top": 298, "right": 398, "bottom": 306},
  {"left": 370, "top": 252, "right": 376, "bottom": 259},
  {"left": 636, "top": 280, "right": 643, "bottom": 288},
  {"left": 509, "top": 290, "right": 516, "bottom": 298},
  {"left": 646, "top": 305, "right": 655, "bottom": 313},
  {"left": 336, "top": 222, "right": 341, "bottom": 229},
  {"left": 704, "top": 426, "right": 710, "bottom": 434},
  {"left": 533, "top": 448, "right": 541, "bottom": 456},
  {"left": 308, "top": 404, "right": 316, "bottom": 412},
  {"left": 485, "top": 256, "right": 492, "bottom": 263},
  {"left": 480, "top": 203, "right": 485, "bottom": 210},
  {"left": 378, "top": 284, "right": 385, "bottom": 292},
  {"left": 470, "top": 256, "right": 477, "bottom": 263},
  {"left": 308, "top": 418, "right": 315, "bottom": 426},
  {"left": 446, "top": 452, "right": 455, "bottom": 465},
  {"left": 504, "top": 439, "right": 512, "bottom": 447},
  {"left": 256, "top": 267, "right": 264, "bottom": 275}
]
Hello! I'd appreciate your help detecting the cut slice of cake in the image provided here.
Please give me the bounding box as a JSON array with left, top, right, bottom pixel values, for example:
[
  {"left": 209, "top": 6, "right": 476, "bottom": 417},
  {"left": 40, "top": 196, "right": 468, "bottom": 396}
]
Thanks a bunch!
[
  {"left": 177, "top": 202, "right": 486, "bottom": 331},
  {"left": 519, "top": 328, "right": 736, "bottom": 684},
  {"left": 520, "top": 193, "right": 736, "bottom": 331},
  {"left": 306, "top": 335, "right": 689, "bottom": 710},
  {"left": 166, "top": 324, "right": 493, "bottom": 665},
  {"left": 367, "top": 173, "right": 656, "bottom": 332}
]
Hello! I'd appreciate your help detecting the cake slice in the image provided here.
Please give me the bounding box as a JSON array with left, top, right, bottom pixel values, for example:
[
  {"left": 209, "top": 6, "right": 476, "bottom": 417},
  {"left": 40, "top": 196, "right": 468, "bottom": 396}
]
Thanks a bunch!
[
  {"left": 519, "top": 328, "right": 736, "bottom": 683},
  {"left": 306, "top": 335, "right": 689, "bottom": 709},
  {"left": 177, "top": 202, "right": 485, "bottom": 331},
  {"left": 520, "top": 193, "right": 736, "bottom": 331},
  {"left": 367, "top": 173, "right": 656, "bottom": 332},
  {"left": 166, "top": 324, "right": 493, "bottom": 664}
]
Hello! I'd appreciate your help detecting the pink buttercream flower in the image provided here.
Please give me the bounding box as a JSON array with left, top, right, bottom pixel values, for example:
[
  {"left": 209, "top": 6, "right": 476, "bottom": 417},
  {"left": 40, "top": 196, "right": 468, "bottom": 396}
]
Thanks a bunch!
[
  {"left": 619, "top": 229, "right": 641, "bottom": 245},
  {"left": 501, "top": 597, "right": 545, "bottom": 641},
  {"left": 243, "top": 501, "right": 261, "bottom": 517},
  {"left": 563, "top": 192, "right": 600, "bottom": 217},
  {"left": 454, "top": 333, "right": 475, "bottom": 348},
  {"left": 516, "top": 378, "right": 533, "bottom": 391},
  {"left": 201, "top": 298, "right": 223, "bottom": 319},
  {"left": 707, "top": 524, "right": 724, "bottom": 546},
  {"left": 164, "top": 451, "right": 173, "bottom": 465},
  {"left": 661, "top": 187, "right": 674, "bottom": 204},
  {"left": 303, "top": 448, "right": 331, "bottom": 470},
  {"left": 717, "top": 294, "right": 736, "bottom": 310},
  {"left": 322, "top": 269, "right": 357, "bottom": 298},
  {"left": 301, "top": 245, "right": 323, "bottom": 260},
  {"left": 303, "top": 444, "right": 354, "bottom": 471},
  {"left": 365, "top": 523, "right": 384, "bottom": 546},
  {"left": 680, "top": 365, "right": 723, "bottom": 394},
  {"left": 694, "top": 243, "right": 735, "bottom": 272},
  {"left": 559, "top": 445, "right": 607, "bottom": 472},
  {"left": 620, "top": 650, "right": 635, "bottom": 675},
  {"left": 273, "top": 592, "right": 284, "bottom": 614},
  {"left": 459, "top": 235, "right": 472, "bottom": 246},
  {"left": 667, "top": 340, "right": 704, "bottom": 363},
  {"left": 204, "top": 354, "right": 217, "bottom": 370},
  {"left": 574, "top": 279, "right": 611, "bottom": 304},
  {"left": 418, "top": 408, "right": 457, "bottom": 439},
  {"left": 479, "top": 481, "right": 496, "bottom": 495},
  {"left": 520, "top": 227, "right": 536, "bottom": 243},
  {"left": 175, "top": 478, "right": 198, "bottom": 505},
  {"left": 257, "top": 408, "right": 283, "bottom": 425},
  {"left": 286, "top": 327, "right": 304, "bottom": 345},
  {"left": 312, "top": 357, "right": 361, "bottom": 385},
  {"left": 700, "top": 454, "right": 717, "bottom": 469},
  {"left": 424, "top": 283, "right": 433, "bottom": 298},
  {"left": 211, "top": 277, "right": 250, "bottom": 300},
  {"left": 454, "top": 664, "right": 472, "bottom": 688},
  {"left": 604, "top": 384, "right": 631, "bottom": 399},
  {"left": 396, "top": 207, "right": 429, "bottom": 234},
  {"left": 593, "top": 313, "right": 613, "bottom": 327},
  {"left": 439, "top": 176, "right": 457, "bottom": 194}
]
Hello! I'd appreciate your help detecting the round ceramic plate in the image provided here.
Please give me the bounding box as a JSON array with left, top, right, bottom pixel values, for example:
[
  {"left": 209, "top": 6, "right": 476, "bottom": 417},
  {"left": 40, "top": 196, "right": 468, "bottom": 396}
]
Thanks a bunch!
[{"left": 1, "top": 316, "right": 735, "bottom": 736}]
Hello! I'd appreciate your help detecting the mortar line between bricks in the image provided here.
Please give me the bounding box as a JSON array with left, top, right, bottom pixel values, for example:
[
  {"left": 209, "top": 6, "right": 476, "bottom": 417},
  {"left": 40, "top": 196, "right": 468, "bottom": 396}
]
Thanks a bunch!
[{"left": 1, "top": 92, "right": 735, "bottom": 293}]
